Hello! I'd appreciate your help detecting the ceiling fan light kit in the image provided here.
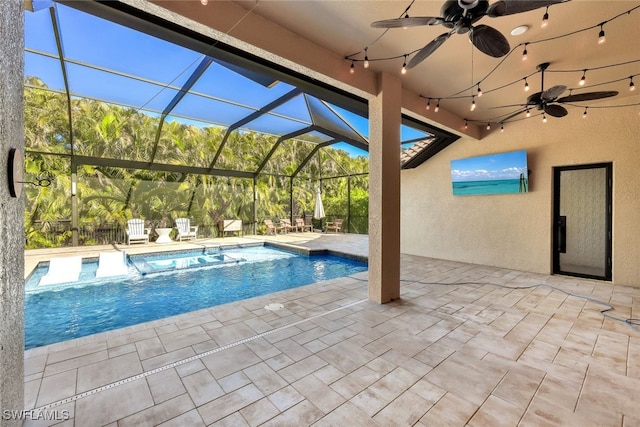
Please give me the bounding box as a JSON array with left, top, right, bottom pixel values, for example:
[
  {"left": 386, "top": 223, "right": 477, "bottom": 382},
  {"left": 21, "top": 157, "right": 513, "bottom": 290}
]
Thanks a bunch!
[{"left": 510, "top": 25, "right": 529, "bottom": 36}]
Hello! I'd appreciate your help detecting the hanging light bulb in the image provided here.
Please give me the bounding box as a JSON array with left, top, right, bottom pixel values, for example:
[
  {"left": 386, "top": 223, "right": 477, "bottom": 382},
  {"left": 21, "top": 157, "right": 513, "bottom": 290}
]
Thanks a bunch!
[
  {"left": 363, "top": 47, "right": 369, "bottom": 69},
  {"left": 526, "top": 109, "right": 531, "bottom": 118},
  {"left": 500, "top": 123, "right": 504, "bottom": 132},
  {"left": 470, "top": 96, "right": 476, "bottom": 111},
  {"left": 579, "top": 70, "right": 586, "bottom": 86},
  {"left": 464, "top": 119, "right": 468, "bottom": 130},
  {"left": 583, "top": 107, "right": 588, "bottom": 118},
  {"left": 201, "top": 0, "right": 208, "bottom": 5},
  {"left": 426, "top": 98, "right": 431, "bottom": 110},
  {"left": 542, "top": 114, "right": 547, "bottom": 123},
  {"left": 435, "top": 99, "right": 440, "bottom": 113},
  {"left": 541, "top": 7, "right": 549, "bottom": 28},
  {"left": 524, "top": 78, "right": 530, "bottom": 92},
  {"left": 477, "top": 84, "right": 483, "bottom": 97},
  {"left": 630, "top": 76, "right": 636, "bottom": 91},
  {"left": 350, "top": 61, "right": 355, "bottom": 74},
  {"left": 486, "top": 122, "right": 491, "bottom": 130},
  {"left": 522, "top": 43, "right": 528, "bottom": 61},
  {"left": 598, "top": 24, "right": 606, "bottom": 44},
  {"left": 401, "top": 56, "right": 407, "bottom": 75}
]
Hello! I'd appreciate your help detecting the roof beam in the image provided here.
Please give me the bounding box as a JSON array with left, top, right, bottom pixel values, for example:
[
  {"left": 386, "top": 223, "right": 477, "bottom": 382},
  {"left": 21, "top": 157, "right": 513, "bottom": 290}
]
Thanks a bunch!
[
  {"left": 71, "top": 155, "right": 254, "bottom": 179},
  {"left": 208, "top": 87, "right": 303, "bottom": 170},
  {"left": 49, "top": 6, "right": 75, "bottom": 156},
  {"left": 254, "top": 126, "right": 315, "bottom": 175},
  {"left": 291, "top": 140, "right": 336, "bottom": 178},
  {"left": 314, "top": 126, "right": 369, "bottom": 152},
  {"left": 150, "top": 56, "right": 214, "bottom": 163}
]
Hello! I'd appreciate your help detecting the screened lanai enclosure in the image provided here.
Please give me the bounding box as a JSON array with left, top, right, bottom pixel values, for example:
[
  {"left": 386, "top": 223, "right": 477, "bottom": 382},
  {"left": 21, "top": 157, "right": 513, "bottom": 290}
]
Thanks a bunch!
[{"left": 23, "top": 0, "right": 458, "bottom": 248}]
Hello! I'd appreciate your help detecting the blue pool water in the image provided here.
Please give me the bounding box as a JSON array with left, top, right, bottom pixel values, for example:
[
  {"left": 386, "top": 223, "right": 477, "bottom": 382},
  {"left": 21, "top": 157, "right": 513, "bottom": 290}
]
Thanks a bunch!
[{"left": 24, "top": 245, "right": 367, "bottom": 349}]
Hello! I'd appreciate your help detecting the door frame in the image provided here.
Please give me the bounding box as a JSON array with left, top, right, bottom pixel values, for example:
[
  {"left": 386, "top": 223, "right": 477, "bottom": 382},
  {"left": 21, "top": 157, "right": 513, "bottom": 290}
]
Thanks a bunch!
[{"left": 552, "top": 162, "right": 612, "bottom": 281}]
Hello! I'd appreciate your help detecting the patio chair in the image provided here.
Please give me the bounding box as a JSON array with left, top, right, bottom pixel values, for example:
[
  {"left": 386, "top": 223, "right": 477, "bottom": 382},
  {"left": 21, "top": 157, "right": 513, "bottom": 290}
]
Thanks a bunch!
[
  {"left": 304, "top": 213, "right": 314, "bottom": 231},
  {"left": 325, "top": 218, "right": 343, "bottom": 233},
  {"left": 296, "top": 218, "right": 313, "bottom": 232},
  {"left": 126, "top": 219, "right": 150, "bottom": 245},
  {"left": 280, "top": 218, "right": 294, "bottom": 233},
  {"left": 264, "top": 219, "right": 280, "bottom": 235},
  {"left": 175, "top": 218, "right": 198, "bottom": 241}
]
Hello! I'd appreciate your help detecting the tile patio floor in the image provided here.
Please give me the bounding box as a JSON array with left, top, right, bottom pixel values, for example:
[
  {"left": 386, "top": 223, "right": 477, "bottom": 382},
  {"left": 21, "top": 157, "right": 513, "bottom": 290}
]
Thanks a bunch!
[{"left": 23, "top": 233, "right": 640, "bottom": 426}]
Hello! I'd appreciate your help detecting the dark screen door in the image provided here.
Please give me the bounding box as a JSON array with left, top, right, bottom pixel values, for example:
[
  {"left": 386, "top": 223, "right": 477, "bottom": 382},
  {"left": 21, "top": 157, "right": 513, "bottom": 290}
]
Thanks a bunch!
[{"left": 553, "top": 163, "right": 612, "bottom": 280}]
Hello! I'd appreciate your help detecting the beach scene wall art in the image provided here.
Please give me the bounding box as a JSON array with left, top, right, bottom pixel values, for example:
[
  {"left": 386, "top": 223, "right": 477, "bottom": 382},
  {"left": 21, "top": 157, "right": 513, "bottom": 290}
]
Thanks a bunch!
[{"left": 451, "top": 150, "right": 529, "bottom": 196}]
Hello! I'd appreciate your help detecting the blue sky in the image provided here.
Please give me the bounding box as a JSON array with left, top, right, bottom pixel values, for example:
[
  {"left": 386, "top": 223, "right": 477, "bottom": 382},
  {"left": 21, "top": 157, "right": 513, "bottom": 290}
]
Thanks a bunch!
[
  {"left": 25, "top": 1, "right": 430, "bottom": 158},
  {"left": 450, "top": 150, "right": 528, "bottom": 182}
]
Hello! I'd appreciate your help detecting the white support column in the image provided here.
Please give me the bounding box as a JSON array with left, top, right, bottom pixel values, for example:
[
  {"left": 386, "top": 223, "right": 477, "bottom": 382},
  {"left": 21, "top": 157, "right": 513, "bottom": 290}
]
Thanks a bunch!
[{"left": 368, "top": 72, "right": 401, "bottom": 303}]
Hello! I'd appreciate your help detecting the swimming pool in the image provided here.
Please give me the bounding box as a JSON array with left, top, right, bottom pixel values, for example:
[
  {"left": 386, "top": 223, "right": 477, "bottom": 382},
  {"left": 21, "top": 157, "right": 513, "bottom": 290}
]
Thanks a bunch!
[{"left": 24, "top": 245, "right": 367, "bottom": 349}]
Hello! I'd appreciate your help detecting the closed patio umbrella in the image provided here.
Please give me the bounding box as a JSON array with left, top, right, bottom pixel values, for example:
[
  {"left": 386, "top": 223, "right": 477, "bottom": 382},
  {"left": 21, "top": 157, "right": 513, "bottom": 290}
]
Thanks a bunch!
[{"left": 313, "top": 188, "right": 325, "bottom": 220}]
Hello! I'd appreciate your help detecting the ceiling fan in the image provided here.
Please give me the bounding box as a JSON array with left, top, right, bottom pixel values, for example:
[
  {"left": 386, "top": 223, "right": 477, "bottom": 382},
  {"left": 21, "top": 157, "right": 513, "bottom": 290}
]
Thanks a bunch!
[
  {"left": 497, "top": 62, "right": 619, "bottom": 121},
  {"left": 371, "top": 0, "right": 569, "bottom": 68}
]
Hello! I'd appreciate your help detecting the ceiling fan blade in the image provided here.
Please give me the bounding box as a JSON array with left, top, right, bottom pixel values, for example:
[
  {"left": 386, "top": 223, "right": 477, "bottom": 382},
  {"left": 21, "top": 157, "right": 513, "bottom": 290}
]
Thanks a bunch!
[
  {"left": 544, "top": 104, "right": 568, "bottom": 117},
  {"left": 470, "top": 25, "right": 510, "bottom": 58},
  {"left": 557, "top": 91, "right": 619, "bottom": 103},
  {"left": 501, "top": 109, "right": 528, "bottom": 122},
  {"left": 407, "top": 32, "right": 452, "bottom": 68},
  {"left": 487, "top": 0, "right": 569, "bottom": 18},
  {"left": 371, "top": 16, "right": 442, "bottom": 28},
  {"left": 490, "top": 103, "right": 527, "bottom": 109},
  {"left": 526, "top": 91, "right": 543, "bottom": 105},
  {"left": 541, "top": 85, "right": 567, "bottom": 101}
]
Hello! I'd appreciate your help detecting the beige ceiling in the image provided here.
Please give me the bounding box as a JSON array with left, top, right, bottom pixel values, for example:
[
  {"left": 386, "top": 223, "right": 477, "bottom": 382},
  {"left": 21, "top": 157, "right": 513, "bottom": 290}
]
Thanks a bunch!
[{"left": 231, "top": 0, "right": 640, "bottom": 126}]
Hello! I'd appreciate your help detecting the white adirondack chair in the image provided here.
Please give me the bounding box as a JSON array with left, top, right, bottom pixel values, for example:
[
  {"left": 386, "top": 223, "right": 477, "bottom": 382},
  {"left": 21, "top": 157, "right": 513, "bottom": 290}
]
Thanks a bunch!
[
  {"left": 126, "top": 219, "right": 149, "bottom": 245},
  {"left": 175, "top": 218, "right": 198, "bottom": 241}
]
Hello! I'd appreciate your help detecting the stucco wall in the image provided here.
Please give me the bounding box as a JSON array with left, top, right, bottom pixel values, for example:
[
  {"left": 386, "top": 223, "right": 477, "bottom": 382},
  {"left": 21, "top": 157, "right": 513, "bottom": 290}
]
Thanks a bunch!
[
  {"left": 401, "top": 96, "right": 640, "bottom": 285},
  {"left": 0, "top": 0, "right": 25, "bottom": 423}
]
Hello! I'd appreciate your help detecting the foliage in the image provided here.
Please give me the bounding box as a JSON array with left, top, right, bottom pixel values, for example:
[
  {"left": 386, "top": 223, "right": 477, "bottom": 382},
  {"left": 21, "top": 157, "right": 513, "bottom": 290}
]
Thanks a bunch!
[{"left": 23, "top": 80, "right": 369, "bottom": 247}]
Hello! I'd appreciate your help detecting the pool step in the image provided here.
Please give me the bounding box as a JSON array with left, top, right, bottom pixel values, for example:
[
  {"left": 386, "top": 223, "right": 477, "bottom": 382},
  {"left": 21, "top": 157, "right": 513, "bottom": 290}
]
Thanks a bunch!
[{"left": 130, "top": 253, "right": 244, "bottom": 275}]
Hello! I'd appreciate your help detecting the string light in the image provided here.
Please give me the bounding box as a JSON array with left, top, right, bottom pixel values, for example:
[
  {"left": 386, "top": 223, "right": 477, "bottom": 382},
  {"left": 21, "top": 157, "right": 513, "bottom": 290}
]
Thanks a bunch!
[
  {"left": 345, "top": 2, "right": 640, "bottom": 92},
  {"left": 464, "top": 119, "right": 468, "bottom": 130},
  {"left": 470, "top": 96, "right": 476, "bottom": 111},
  {"left": 526, "top": 109, "right": 531, "bottom": 118},
  {"left": 500, "top": 123, "right": 504, "bottom": 132},
  {"left": 524, "top": 78, "right": 530, "bottom": 92},
  {"left": 543, "top": 114, "right": 547, "bottom": 123},
  {"left": 434, "top": 99, "right": 440, "bottom": 113},
  {"left": 401, "top": 56, "right": 407, "bottom": 75},
  {"left": 426, "top": 98, "right": 431, "bottom": 110},
  {"left": 630, "top": 76, "right": 636, "bottom": 91},
  {"left": 477, "top": 84, "right": 483, "bottom": 97},
  {"left": 350, "top": 61, "right": 355, "bottom": 74},
  {"left": 541, "top": 7, "right": 549, "bottom": 28},
  {"left": 583, "top": 107, "right": 588, "bottom": 118},
  {"left": 486, "top": 122, "right": 491, "bottom": 130},
  {"left": 598, "top": 23, "right": 606, "bottom": 44},
  {"left": 579, "top": 70, "right": 587, "bottom": 86}
]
